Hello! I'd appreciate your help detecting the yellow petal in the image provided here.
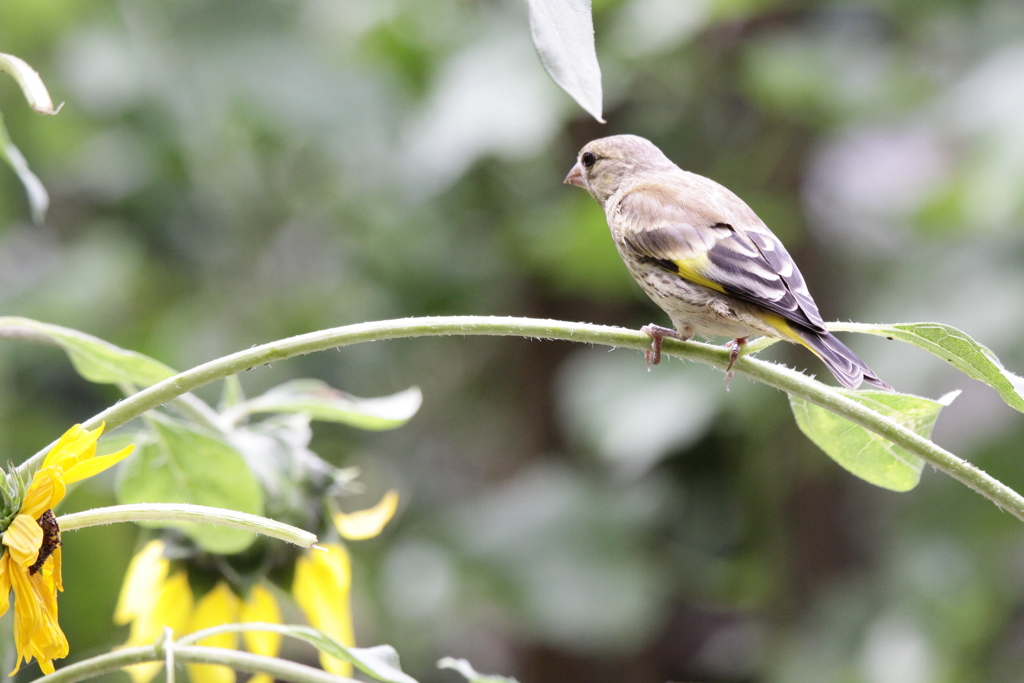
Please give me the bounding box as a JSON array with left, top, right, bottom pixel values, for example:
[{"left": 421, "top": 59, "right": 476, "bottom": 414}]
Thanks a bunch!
[
  {"left": 8, "top": 554, "right": 68, "bottom": 675},
  {"left": 21, "top": 469, "right": 64, "bottom": 519},
  {"left": 3, "top": 515, "right": 43, "bottom": 568},
  {"left": 186, "top": 661, "right": 236, "bottom": 683},
  {"left": 239, "top": 584, "right": 282, "bottom": 657},
  {"left": 123, "top": 660, "right": 163, "bottom": 683},
  {"left": 189, "top": 582, "right": 239, "bottom": 646},
  {"left": 62, "top": 444, "right": 135, "bottom": 485},
  {"left": 122, "top": 570, "right": 193, "bottom": 683},
  {"left": 125, "top": 570, "right": 193, "bottom": 647},
  {"left": 40, "top": 424, "right": 89, "bottom": 468},
  {"left": 50, "top": 545, "right": 62, "bottom": 594},
  {"left": 114, "top": 541, "right": 169, "bottom": 625},
  {"left": 332, "top": 490, "right": 400, "bottom": 541},
  {"left": 42, "top": 424, "right": 101, "bottom": 471},
  {"left": 293, "top": 544, "right": 354, "bottom": 677},
  {"left": 187, "top": 582, "right": 239, "bottom": 683},
  {"left": 0, "top": 554, "right": 10, "bottom": 617},
  {"left": 8, "top": 568, "right": 40, "bottom": 674}
]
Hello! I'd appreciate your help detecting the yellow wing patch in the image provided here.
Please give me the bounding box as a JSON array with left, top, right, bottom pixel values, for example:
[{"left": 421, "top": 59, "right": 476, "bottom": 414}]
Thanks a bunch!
[
  {"left": 671, "top": 256, "right": 822, "bottom": 354},
  {"left": 671, "top": 254, "right": 727, "bottom": 294},
  {"left": 759, "top": 311, "right": 821, "bottom": 354}
]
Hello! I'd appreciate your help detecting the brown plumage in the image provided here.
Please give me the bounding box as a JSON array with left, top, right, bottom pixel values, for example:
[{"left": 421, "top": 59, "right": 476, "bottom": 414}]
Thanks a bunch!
[{"left": 565, "top": 134, "right": 891, "bottom": 390}]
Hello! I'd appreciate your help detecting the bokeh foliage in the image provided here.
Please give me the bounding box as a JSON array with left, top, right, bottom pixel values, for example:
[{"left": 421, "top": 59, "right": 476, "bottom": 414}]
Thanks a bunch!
[{"left": 4, "top": 0, "right": 1024, "bottom": 681}]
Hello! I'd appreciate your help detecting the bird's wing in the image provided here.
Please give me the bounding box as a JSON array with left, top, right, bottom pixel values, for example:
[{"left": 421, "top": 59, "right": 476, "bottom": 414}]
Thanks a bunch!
[{"left": 617, "top": 182, "right": 827, "bottom": 333}]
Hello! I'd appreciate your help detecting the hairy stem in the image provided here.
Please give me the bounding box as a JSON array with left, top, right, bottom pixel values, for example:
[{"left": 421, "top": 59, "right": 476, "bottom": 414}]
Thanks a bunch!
[
  {"left": 32, "top": 644, "right": 357, "bottom": 683},
  {"left": 56, "top": 504, "right": 318, "bottom": 547},
  {"left": 20, "top": 316, "right": 1024, "bottom": 521}
]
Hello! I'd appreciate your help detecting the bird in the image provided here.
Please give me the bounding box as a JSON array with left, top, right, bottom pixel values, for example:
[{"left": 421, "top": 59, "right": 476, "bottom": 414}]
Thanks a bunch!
[{"left": 564, "top": 134, "right": 891, "bottom": 391}]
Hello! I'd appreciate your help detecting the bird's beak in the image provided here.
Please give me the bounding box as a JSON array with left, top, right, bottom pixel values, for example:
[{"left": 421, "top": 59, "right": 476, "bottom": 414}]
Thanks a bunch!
[{"left": 564, "top": 161, "right": 585, "bottom": 188}]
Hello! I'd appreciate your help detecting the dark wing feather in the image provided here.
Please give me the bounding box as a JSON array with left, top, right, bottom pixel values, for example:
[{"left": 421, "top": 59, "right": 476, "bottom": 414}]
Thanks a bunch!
[{"left": 617, "top": 183, "right": 828, "bottom": 334}]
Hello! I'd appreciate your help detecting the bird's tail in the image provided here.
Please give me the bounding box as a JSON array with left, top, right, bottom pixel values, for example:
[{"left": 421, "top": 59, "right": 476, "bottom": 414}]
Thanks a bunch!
[{"left": 789, "top": 326, "right": 892, "bottom": 391}]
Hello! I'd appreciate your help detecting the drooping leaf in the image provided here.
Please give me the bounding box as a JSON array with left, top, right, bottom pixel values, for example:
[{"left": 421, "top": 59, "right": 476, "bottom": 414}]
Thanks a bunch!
[
  {"left": 265, "top": 627, "right": 418, "bottom": 683},
  {"left": 226, "top": 380, "right": 422, "bottom": 430},
  {"left": 116, "top": 418, "right": 264, "bottom": 553},
  {"left": 0, "top": 53, "right": 61, "bottom": 224},
  {"left": 0, "top": 53, "right": 61, "bottom": 114},
  {"left": 833, "top": 322, "right": 1024, "bottom": 413},
  {"left": 0, "top": 317, "right": 176, "bottom": 387},
  {"left": 527, "top": 0, "right": 604, "bottom": 122},
  {"left": 0, "top": 113, "right": 48, "bottom": 224},
  {"left": 790, "top": 390, "right": 958, "bottom": 492},
  {"left": 332, "top": 644, "right": 417, "bottom": 683},
  {"left": 437, "top": 657, "right": 519, "bottom": 683}
]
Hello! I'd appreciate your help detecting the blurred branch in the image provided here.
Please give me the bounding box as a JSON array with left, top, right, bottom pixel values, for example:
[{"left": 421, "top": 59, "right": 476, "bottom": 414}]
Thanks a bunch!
[{"left": 21, "top": 316, "right": 1024, "bottom": 521}]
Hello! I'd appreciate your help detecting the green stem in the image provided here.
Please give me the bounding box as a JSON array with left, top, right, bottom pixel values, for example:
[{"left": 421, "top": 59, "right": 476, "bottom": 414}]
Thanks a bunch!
[
  {"left": 32, "top": 645, "right": 357, "bottom": 683},
  {"left": 33, "top": 645, "right": 156, "bottom": 683},
  {"left": 56, "top": 504, "right": 318, "bottom": 547},
  {"left": 19, "top": 315, "right": 1024, "bottom": 521},
  {"left": 167, "top": 393, "right": 224, "bottom": 432},
  {"left": 173, "top": 647, "right": 357, "bottom": 683},
  {"left": 116, "top": 382, "right": 222, "bottom": 433},
  {"left": 177, "top": 623, "right": 406, "bottom": 683}
]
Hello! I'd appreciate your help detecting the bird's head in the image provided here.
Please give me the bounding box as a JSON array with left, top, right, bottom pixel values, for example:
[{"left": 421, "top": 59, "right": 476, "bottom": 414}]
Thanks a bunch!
[{"left": 564, "top": 134, "right": 676, "bottom": 205}]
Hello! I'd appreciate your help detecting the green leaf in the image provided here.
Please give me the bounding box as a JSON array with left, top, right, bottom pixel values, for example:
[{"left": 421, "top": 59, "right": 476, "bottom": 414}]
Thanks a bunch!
[
  {"left": 327, "top": 644, "right": 416, "bottom": 683},
  {"left": 115, "top": 418, "right": 264, "bottom": 553},
  {"left": 790, "top": 390, "right": 958, "bottom": 492},
  {"left": 437, "top": 658, "right": 519, "bottom": 683},
  {"left": 226, "top": 380, "right": 422, "bottom": 430},
  {"left": 833, "top": 322, "right": 1024, "bottom": 413},
  {"left": 527, "top": 0, "right": 604, "bottom": 123},
  {"left": 0, "top": 317, "right": 176, "bottom": 387}
]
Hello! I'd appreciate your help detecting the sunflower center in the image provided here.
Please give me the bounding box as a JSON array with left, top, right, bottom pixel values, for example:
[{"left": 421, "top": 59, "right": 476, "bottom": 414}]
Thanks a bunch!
[{"left": 29, "top": 509, "right": 61, "bottom": 575}]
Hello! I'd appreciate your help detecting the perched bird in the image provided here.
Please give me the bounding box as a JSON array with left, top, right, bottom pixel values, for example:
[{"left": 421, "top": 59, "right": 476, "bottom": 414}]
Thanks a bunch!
[{"left": 564, "top": 134, "right": 891, "bottom": 390}]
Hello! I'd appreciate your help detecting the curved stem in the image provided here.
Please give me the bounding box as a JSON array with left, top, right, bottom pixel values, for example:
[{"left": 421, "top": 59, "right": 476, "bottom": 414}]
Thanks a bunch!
[
  {"left": 18, "top": 315, "right": 1024, "bottom": 521},
  {"left": 32, "top": 645, "right": 357, "bottom": 683},
  {"left": 33, "top": 645, "right": 157, "bottom": 683},
  {"left": 56, "top": 504, "right": 318, "bottom": 547}
]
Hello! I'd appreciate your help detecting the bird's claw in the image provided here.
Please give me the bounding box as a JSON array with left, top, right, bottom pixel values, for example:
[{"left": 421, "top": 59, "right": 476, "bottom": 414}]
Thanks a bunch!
[
  {"left": 641, "top": 324, "right": 684, "bottom": 371},
  {"left": 723, "top": 337, "right": 748, "bottom": 391},
  {"left": 644, "top": 338, "right": 662, "bottom": 371}
]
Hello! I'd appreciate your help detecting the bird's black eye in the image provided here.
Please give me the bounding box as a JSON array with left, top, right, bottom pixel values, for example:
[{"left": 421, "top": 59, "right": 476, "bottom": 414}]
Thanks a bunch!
[{"left": 581, "top": 151, "right": 596, "bottom": 168}]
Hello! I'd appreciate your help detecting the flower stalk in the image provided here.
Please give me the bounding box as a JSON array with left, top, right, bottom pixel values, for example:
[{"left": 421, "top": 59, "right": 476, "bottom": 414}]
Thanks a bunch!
[{"left": 17, "top": 315, "right": 1024, "bottom": 521}]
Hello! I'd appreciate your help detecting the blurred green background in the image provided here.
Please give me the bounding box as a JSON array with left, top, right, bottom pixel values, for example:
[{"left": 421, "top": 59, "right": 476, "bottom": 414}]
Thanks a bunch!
[{"left": 4, "top": 0, "right": 1024, "bottom": 681}]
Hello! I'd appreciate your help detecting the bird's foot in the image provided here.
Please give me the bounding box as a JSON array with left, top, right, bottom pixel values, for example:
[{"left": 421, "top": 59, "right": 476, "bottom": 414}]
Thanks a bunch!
[
  {"left": 641, "top": 325, "right": 685, "bottom": 371},
  {"left": 724, "top": 337, "right": 748, "bottom": 391}
]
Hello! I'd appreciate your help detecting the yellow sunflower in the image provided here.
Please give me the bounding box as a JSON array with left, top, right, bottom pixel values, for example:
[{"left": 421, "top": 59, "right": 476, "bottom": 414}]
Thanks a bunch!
[
  {"left": 0, "top": 423, "right": 134, "bottom": 674},
  {"left": 116, "top": 490, "right": 399, "bottom": 683}
]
